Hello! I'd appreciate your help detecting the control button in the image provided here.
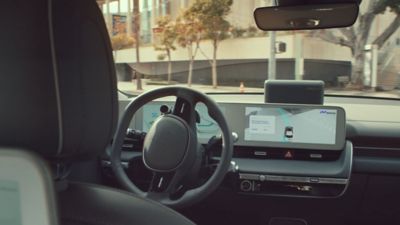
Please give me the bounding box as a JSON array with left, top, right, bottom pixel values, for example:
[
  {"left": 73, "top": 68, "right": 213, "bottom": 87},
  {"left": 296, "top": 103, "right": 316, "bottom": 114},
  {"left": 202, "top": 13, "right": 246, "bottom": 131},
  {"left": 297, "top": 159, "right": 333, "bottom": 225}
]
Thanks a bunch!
[
  {"left": 254, "top": 151, "right": 267, "bottom": 157},
  {"left": 229, "top": 161, "right": 239, "bottom": 173},
  {"left": 240, "top": 180, "right": 253, "bottom": 192},
  {"left": 310, "top": 153, "right": 322, "bottom": 159},
  {"left": 259, "top": 175, "right": 266, "bottom": 181},
  {"left": 284, "top": 150, "right": 294, "bottom": 159},
  {"left": 160, "top": 105, "right": 171, "bottom": 114},
  {"left": 239, "top": 173, "right": 259, "bottom": 181},
  {"left": 231, "top": 132, "right": 239, "bottom": 143},
  {"left": 309, "top": 177, "right": 320, "bottom": 183}
]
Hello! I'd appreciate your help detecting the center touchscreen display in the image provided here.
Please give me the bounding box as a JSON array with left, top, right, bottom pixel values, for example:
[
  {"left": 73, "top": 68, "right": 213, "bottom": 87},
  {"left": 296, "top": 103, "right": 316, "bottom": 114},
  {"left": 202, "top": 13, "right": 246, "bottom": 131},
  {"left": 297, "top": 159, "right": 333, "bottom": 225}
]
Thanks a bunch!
[
  {"left": 135, "top": 101, "right": 346, "bottom": 150},
  {"left": 244, "top": 106, "right": 344, "bottom": 149}
]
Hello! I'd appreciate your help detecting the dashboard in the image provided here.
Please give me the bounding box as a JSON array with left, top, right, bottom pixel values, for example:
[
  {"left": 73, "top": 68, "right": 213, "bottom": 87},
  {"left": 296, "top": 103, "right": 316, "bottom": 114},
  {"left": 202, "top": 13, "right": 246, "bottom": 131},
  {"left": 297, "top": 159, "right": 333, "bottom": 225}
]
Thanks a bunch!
[
  {"left": 111, "top": 94, "right": 400, "bottom": 199},
  {"left": 135, "top": 102, "right": 346, "bottom": 150}
]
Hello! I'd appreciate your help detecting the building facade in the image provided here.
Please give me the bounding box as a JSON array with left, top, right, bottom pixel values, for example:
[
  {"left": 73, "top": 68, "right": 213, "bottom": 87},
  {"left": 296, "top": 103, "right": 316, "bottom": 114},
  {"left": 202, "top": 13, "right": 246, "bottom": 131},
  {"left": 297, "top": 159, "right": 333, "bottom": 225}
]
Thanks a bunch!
[{"left": 99, "top": 0, "right": 400, "bottom": 89}]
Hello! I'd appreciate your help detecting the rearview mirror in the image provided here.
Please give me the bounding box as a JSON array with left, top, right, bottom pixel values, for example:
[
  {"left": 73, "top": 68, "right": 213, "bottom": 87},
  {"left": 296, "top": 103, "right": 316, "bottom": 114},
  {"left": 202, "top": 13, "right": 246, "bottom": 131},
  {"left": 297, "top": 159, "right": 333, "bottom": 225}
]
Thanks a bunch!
[{"left": 254, "top": 3, "right": 359, "bottom": 31}]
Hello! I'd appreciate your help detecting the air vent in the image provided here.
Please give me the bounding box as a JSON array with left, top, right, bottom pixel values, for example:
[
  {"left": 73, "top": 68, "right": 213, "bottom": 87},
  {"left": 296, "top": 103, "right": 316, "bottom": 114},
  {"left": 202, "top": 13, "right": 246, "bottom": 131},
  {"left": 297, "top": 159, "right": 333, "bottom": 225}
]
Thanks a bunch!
[
  {"left": 349, "top": 136, "right": 400, "bottom": 149},
  {"left": 354, "top": 146, "right": 400, "bottom": 158}
]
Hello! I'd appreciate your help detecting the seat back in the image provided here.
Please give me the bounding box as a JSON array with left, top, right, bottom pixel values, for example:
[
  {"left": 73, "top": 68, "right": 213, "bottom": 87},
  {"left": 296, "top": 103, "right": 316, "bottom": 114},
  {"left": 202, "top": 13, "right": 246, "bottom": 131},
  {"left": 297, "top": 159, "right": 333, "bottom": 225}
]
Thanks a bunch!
[{"left": 0, "top": 0, "right": 118, "bottom": 162}]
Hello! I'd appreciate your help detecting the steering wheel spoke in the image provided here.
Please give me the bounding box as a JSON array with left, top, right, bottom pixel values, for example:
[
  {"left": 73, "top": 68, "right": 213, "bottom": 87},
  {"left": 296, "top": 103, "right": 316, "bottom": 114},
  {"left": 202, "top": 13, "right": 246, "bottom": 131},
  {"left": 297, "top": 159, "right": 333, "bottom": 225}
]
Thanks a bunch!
[
  {"left": 172, "top": 96, "right": 197, "bottom": 128},
  {"left": 148, "top": 171, "right": 176, "bottom": 192},
  {"left": 147, "top": 170, "right": 187, "bottom": 199}
]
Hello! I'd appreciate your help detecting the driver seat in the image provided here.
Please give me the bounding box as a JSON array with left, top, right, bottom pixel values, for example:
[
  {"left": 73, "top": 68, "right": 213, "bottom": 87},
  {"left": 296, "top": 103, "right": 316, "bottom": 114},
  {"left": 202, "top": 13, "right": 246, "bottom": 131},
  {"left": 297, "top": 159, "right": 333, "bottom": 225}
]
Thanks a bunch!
[{"left": 0, "top": 0, "right": 195, "bottom": 224}]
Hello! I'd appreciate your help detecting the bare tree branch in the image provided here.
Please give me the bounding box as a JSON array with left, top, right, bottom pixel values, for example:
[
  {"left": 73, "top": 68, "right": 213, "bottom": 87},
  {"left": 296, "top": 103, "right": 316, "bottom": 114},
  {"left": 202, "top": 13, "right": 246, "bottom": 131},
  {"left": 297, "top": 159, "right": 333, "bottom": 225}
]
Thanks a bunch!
[
  {"left": 373, "top": 14, "right": 400, "bottom": 48},
  {"left": 311, "top": 30, "right": 355, "bottom": 52},
  {"left": 338, "top": 27, "right": 356, "bottom": 42},
  {"left": 357, "top": 11, "right": 376, "bottom": 41},
  {"left": 198, "top": 46, "right": 213, "bottom": 66},
  {"left": 356, "top": 0, "right": 380, "bottom": 42},
  {"left": 369, "top": 0, "right": 381, "bottom": 14}
]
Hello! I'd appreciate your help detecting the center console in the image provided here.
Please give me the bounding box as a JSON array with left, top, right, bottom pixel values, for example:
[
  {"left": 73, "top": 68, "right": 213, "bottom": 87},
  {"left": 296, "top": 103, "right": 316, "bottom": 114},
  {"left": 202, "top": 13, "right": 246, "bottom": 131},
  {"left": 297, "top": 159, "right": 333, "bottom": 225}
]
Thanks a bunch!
[
  {"left": 234, "top": 142, "right": 352, "bottom": 198},
  {"left": 204, "top": 103, "right": 351, "bottom": 198},
  {"left": 126, "top": 100, "right": 351, "bottom": 198}
]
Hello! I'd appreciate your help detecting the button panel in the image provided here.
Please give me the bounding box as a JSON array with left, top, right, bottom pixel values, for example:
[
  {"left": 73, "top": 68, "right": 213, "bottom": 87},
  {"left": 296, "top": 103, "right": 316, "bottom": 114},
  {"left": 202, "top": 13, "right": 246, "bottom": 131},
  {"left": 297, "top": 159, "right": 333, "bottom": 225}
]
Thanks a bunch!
[
  {"left": 239, "top": 173, "right": 348, "bottom": 185},
  {"left": 237, "top": 173, "right": 349, "bottom": 198}
]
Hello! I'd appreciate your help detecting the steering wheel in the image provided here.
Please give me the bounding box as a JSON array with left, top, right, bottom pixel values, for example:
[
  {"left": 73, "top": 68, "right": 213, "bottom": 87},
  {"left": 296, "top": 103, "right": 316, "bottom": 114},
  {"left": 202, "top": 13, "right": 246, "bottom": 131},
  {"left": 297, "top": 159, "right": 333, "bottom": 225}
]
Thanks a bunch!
[{"left": 110, "top": 87, "right": 233, "bottom": 208}]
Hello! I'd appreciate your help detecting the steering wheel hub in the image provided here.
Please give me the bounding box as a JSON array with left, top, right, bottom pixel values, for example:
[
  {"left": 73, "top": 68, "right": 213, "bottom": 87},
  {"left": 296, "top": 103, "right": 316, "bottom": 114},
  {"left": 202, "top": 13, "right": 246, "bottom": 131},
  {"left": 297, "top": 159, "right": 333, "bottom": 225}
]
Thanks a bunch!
[{"left": 143, "top": 115, "right": 190, "bottom": 172}]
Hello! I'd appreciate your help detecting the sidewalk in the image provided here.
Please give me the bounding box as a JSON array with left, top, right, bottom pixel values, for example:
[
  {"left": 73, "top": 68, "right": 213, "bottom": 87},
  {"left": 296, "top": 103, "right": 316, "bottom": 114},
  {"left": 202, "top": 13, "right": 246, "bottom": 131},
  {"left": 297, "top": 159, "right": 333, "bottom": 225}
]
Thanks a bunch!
[
  {"left": 325, "top": 89, "right": 400, "bottom": 99},
  {"left": 118, "top": 80, "right": 263, "bottom": 95},
  {"left": 118, "top": 80, "right": 400, "bottom": 99}
]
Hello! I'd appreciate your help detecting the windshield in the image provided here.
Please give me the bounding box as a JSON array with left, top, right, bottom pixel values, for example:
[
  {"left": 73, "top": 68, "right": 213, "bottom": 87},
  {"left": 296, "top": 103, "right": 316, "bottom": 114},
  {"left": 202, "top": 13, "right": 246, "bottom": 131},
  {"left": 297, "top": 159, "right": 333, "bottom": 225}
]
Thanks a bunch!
[{"left": 99, "top": 0, "right": 400, "bottom": 99}]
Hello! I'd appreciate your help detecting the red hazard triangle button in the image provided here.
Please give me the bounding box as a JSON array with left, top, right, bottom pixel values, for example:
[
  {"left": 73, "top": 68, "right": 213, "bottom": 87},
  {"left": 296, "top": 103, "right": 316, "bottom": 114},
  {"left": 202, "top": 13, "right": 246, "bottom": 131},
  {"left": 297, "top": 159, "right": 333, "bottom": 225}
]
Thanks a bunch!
[{"left": 284, "top": 150, "right": 294, "bottom": 159}]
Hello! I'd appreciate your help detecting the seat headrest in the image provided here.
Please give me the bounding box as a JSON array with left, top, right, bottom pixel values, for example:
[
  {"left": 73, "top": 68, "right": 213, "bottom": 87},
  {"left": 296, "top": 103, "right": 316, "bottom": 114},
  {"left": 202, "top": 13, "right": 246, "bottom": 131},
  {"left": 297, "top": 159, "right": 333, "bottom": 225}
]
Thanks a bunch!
[{"left": 0, "top": 0, "right": 118, "bottom": 161}]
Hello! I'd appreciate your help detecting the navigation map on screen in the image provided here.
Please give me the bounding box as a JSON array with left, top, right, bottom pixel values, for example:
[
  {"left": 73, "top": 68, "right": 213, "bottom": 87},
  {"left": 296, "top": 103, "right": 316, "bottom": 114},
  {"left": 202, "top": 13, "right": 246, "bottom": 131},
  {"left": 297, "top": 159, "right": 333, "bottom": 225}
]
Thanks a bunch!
[
  {"left": 244, "top": 107, "right": 337, "bottom": 145},
  {"left": 0, "top": 180, "right": 22, "bottom": 225}
]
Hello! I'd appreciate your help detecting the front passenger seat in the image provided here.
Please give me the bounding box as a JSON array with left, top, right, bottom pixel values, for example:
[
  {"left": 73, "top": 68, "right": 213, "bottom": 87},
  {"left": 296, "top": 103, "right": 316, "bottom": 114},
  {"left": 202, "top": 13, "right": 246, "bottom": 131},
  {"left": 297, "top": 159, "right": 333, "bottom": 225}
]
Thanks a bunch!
[{"left": 0, "top": 0, "right": 195, "bottom": 224}]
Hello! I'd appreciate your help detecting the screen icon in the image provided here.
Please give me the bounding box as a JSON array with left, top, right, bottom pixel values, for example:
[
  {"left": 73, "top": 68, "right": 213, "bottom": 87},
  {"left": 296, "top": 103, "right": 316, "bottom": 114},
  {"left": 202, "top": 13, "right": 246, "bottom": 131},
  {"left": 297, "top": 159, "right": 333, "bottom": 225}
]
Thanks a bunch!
[{"left": 284, "top": 126, "right": 294, "bottom": 139}]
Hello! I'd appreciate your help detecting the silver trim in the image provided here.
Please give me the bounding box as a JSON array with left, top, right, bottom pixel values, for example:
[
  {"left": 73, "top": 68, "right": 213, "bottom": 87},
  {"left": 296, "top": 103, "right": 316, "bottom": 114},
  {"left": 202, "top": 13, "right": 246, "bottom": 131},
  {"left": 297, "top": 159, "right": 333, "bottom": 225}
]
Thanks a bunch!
[
  {"left": 231, "top": 132, "right": 239, "bottom": 143},
  {"left": 101, "top": 160, "right": 129, "bottom": 169},
  {"left": 47, "top": 0, "right": 63, "bottom": 155},
  {"left": 239, "top": 173, "right": 348, "bottom": 185},
  {"left": 230, "top": 161, "right": 239, "bottom": 173},
  {"left": 180, "top": 103, "right": 185, "bottom": 114},
  {"left": 158, "top": 177, "right": 164, "bottom": 188},
  {"left": 339, "top": 141, "right": 353, "bottom": 197},
  {"left": 239, "top": 173, "right": 260, "bottom": 180},
  {"left": 239, "top": 180, "right": 253, "bottom": 192}
]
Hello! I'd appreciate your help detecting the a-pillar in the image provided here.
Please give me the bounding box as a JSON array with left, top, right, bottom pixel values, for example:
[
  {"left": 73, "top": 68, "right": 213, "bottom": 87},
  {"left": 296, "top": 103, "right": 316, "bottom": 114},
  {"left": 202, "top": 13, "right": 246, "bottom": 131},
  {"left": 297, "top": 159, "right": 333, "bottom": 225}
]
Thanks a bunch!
[{"left": 105, "top": 0, "right": 112, "bottom": 35}]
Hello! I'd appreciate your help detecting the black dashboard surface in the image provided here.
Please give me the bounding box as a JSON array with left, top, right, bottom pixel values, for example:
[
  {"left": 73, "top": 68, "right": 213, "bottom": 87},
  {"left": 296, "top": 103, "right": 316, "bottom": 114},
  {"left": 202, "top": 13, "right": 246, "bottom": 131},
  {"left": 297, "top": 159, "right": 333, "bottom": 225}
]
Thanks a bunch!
[
  {"left": 119, "top": 94, "right": 400, "bottom": 149},
  {"left": 117, "top": 94, "right": 400, "bottom": 176}
]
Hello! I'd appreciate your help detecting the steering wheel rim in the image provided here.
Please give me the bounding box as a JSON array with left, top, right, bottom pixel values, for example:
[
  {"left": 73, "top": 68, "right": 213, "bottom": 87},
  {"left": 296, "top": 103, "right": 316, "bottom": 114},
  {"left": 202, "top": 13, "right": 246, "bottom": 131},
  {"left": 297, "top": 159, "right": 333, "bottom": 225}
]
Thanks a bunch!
[{"left": 110, "top": 87, "right": 233, "bottom": 208}]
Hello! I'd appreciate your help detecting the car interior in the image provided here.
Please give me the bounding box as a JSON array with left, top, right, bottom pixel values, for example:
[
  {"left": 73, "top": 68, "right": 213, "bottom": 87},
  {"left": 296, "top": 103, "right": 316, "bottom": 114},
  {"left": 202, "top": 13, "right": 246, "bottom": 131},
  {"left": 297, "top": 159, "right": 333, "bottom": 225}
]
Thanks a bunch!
[{"left": 1, "top": 0, "right": 400, "bottom": 225}]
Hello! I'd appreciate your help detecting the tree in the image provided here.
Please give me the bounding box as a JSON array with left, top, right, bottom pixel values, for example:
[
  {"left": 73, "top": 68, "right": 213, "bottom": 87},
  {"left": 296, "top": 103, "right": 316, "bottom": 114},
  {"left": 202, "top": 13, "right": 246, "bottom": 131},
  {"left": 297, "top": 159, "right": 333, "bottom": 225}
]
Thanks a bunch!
[
  {"left": 110, "top": 34, "right": 135, "bottom": 62},
  {"left": 312, "top": 0, "right": 400, "bottom": 86},
  {"left": 154, "top": 16, "right": 178, "bottom": 84},
  {"left": 188, "top": 0, "right": 233, "bottom": 88},
  {"left": 110, "top": 34, "right": 135, "bottom": 51},
  {"left": 133, "top": 0, "right": 142, "bottom": 90},
  {"left": 230, "top": 27, "right": 246, "bottom": 38},
  {"left": 176, "top": 10, "right": 204, "bottom": 86}
]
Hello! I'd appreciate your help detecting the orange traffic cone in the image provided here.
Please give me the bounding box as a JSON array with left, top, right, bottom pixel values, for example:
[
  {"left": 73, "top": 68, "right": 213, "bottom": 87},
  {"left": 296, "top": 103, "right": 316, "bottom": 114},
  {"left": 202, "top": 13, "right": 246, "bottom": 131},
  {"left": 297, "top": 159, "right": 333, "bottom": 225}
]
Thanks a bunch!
[{"left": 239, "top": 82, "right": 245, "bottom": 93}]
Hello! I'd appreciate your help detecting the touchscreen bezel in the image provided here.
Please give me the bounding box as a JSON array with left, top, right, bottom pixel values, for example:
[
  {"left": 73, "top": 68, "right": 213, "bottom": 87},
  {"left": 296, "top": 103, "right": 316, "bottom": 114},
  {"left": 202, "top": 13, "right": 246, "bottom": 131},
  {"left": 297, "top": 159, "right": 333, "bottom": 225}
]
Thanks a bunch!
[
  {"left": 129, "top": 100, "right": 346, "bottom": 151},
  {"left": 241, "top": 103, "right": 346, "bottom": 151}
]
